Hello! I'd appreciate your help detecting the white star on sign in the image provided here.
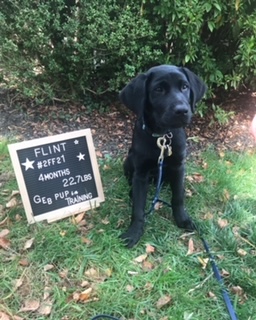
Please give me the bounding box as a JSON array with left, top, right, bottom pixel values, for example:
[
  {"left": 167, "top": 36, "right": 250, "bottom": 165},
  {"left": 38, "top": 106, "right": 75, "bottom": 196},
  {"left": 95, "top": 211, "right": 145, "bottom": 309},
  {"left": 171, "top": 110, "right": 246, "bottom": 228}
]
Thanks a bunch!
[
  {"left": 74, "top": 140, "right": 79, "bottom": 145},
  {"left": 21, "top": 158, "right": 35, "bottom": 171},
  {"left": 77, "top": 152, "right": 85, "bottom": 161}
]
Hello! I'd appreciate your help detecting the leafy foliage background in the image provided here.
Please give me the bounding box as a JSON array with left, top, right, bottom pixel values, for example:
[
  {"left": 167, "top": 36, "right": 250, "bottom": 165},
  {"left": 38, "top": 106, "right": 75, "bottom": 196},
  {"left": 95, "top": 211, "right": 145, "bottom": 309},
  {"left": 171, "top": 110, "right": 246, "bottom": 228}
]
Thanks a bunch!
[{"left": 0, "top": 0, "right": 256, "bottom": 103}]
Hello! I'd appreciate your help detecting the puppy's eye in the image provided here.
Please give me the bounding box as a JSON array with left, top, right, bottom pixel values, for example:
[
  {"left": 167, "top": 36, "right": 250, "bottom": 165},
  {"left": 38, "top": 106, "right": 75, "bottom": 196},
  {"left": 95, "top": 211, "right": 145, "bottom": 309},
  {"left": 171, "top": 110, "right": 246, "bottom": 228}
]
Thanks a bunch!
[
  {"left": 154, "top": 86, "right": 164, "bottom": 93},
  {"left": 181, "top": 83, "right": 189, "bottom": 91}
]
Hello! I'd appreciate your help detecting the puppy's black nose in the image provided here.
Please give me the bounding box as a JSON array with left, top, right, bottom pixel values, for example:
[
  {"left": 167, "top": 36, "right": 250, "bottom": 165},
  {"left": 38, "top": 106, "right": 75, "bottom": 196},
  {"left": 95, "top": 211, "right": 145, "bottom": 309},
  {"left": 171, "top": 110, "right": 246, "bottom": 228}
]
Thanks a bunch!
[{"left": 174, "top": 105, "right": 189, "bottom": 115}]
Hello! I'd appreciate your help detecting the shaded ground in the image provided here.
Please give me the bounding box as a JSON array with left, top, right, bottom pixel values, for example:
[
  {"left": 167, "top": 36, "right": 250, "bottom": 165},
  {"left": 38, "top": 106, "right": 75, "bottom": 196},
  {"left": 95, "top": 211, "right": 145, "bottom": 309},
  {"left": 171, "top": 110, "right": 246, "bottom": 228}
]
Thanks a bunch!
[{"left": 0, "top": 89, "right": 255, "bottom": 157}]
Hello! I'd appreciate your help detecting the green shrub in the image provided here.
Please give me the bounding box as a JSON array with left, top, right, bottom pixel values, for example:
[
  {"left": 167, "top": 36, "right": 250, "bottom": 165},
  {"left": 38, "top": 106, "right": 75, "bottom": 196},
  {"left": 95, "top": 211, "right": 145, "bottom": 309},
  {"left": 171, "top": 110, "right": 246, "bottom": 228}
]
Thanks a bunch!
[{"left": 0, "top": 0, "right": 256, "bottom": 103}]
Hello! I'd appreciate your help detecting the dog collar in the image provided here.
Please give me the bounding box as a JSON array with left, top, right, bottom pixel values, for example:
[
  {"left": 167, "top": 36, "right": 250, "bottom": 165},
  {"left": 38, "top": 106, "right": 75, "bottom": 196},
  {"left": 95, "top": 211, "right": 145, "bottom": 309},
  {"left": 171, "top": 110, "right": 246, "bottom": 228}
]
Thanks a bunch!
[{"left": 141, "top": 119, "right": 172, "bottom": 138}]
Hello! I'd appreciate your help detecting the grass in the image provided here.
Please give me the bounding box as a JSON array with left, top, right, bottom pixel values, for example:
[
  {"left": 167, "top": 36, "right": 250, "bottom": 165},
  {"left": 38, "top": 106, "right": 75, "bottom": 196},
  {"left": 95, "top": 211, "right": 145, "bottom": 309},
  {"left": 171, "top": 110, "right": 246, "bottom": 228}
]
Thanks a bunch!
[{"left": 0, "top": 137, "right": 256, "bottom": 320}]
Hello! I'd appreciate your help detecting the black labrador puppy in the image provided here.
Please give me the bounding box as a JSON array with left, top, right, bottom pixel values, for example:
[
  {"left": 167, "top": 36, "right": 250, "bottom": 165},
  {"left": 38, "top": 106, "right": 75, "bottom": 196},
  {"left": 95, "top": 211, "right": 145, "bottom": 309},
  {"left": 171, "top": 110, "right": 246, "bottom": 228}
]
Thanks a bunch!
[{"left": 119, "top": 65, "right": 207, "bottom": 248}]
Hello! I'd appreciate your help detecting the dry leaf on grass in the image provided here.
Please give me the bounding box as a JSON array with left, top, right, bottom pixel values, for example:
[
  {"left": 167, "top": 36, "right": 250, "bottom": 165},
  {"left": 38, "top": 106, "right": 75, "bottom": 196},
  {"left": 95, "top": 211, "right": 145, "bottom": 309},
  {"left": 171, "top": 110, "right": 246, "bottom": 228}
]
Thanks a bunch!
[
  {"left": 44, "top": 264, "right": 55, "bottom": 271},
  {"left": 217, "top": 218, "right": 229, "bottom": 228},
  {"left": 154, "top": 201, "right": 163, "bottom": 210},
  {"left": 19, "top": 299, "right": 40, "bottom": 312},
  {"left": 197, "top": 257, "right": 209, "bottom": 270},
  {"left": 156, "top": 294, "right": 172, "bottom": 309},
  {"left": 84, "top": 267, "right": 99, "bottom": 278},
  {"left": 186, "top": 238, "right": 195, "bottom": 255},
  {"left": 72, "top": 212, "right": 85, "bottom": 224},
  {"left": 43, "top": 286, "right": 51, "bottom": 300},
  {"left": 0, "top": 228, "right": 10, "bottom": 238},
  {"left": 0, "top": 236, "right": 11, "bottom": 250},
  {"left": 59, "top": 269, "right": 69, "bottom": 279},
  {"left": 133, "top": 253, "right": 148, "bottom": 263},
  {"left": 0, "top": 312, "right": 10, "bottom": 320},
  {"left": 207, "top": 291, "right": 217, "bottom": 300},
  {"left": 38, "top": 299, "right": 53, "bottom": 316},
  {"left": 202, "top": 212, "right": 214, "bottom": 220},
  {"left": 19, "top": 259, "right": 30, "bottom": 267},
  {"left": 23, "top": 238, "right": 34, "bottom": 250},
  {"left": 221, "top": 269, "right": 230, "bottom": 277},
  {"left": 126, "top": 285, "right": 134, "bottom": 293},
  {"left": 6, "top": 198, "right": 17, "bottom": 208},
  {"left": 101, "top": 218, "right": 110, "bottom": 225},
  {"left": 237, "top": 248, "right": 247, "bottom": 256},
  {"left": 142, "top": 260, "right": 154, "bottom": 271},
  {"left": 145, "top": 243, "right": 155, "bottom": 253},
  {"left": 11, "top": 190, "right": 20, "bottom": 197}
]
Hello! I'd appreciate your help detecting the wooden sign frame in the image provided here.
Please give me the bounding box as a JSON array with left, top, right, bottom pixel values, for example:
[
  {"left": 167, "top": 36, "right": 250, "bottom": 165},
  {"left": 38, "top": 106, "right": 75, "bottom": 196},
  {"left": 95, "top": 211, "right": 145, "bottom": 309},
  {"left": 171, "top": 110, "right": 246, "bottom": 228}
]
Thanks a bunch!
[{"left": 8, "top": 129, "right": 104, "bottom": 224}]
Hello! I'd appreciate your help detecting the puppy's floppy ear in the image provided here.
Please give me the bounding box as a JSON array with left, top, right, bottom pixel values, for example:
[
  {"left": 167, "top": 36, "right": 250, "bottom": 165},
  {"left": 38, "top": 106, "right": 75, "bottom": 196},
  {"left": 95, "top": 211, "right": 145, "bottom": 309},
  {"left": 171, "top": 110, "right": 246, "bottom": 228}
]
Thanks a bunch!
[
  {"left": 119, "top": 73, "right": 147, "bottom": 116},
  {"left": 182, "top": 68, "right": 207, "bottom": 112}
]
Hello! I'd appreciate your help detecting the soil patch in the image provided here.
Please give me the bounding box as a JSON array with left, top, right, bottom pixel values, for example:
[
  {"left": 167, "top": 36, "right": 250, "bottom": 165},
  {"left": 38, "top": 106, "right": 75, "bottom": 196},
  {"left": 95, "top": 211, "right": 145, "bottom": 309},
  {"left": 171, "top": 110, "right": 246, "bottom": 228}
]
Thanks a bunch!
[{"left": 0, "top": 89, "right": 255, "bottom": 158}]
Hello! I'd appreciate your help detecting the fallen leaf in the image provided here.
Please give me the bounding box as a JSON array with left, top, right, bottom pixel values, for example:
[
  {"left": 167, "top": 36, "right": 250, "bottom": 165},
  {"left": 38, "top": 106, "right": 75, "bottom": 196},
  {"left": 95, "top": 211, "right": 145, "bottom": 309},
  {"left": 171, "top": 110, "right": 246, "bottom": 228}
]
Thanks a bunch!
[
  {"left": 237, "top": 248, "right": 247, "bottom": 257},
  {"left": 23, "top": 238, "right": 34, "bottom": 250},
  {"left": 145, "top": 244, "right": 155, "bottom": 254},
  {"left": 0, "top": 312, "right": 10, "bottom": 320},
  {"left": 0, "top": 228, "right": 10, "bottom": 238},
  {"left": 81, "top": 280, "right": 90, "bottom": 288},
  {"left": 73, "top": 212, "right": 85, "bottom": 224},
  {"left": 133, "top": 253, "right": 148, "bottom": 263},
  {"left": 11, "top": 190, "right": 20, "bottom": 197},
  {"left": 59, "top": 230, "right": 66, "bottom": 237},
  {"left": 144, "top": 282, "right": 154, "bottom": 291},
  {"left": 217, "top": 218, "right": 228, "bottom": 228},
  {"left": 154, "top": 201, "right": 163, "bottom": 210},
  {"left": 43, "top": 286, "right": 51, "bottom": 300},
  {"left": 19, "top": 259, "right": 30, "bottom": 267},
  {"left": 202, "top": 212, "right": 214, "bottom": 220},
  {"left": 84, "top": 268, "right": 99, "bottom": 278},
  {"left": 38, "top": 299, "right": 53, "bottom": 315},
  {"left": 6, "top": 198, "right": 17, "bottom": 208},
  {"left": 73, "top": 287, "right": 92, "bottom": 302},
  {"left": 101, "top": 218, "right": 110, "bottom": 225},
  {"left": 230, "top": 286, "right": 244, "bottom": 296},
  {"left": 219, "top": 151, "right": 225, "bottom": 158},
  {"left": 197, "top": 257, "right": 209, "bottom": 270},
  {"left": 0, "top": 236, "right": 10, "bottom": 249},
  {"left": 186, "top": 238, "right": 194, "bottom": 255},
  {"left": 142, "top": 260, "right": 154, "bottom": 271},
  {"left": 13, "top": 278, "right": 23, "bottom": 290},
  {"left": 221, "top": 269, "right": 230, "bottom": 277},
  {"left": 19, "top": 299, "right": 40, "bottom": 312},
  {"left": 44, "top": 264, "right": 55, "bottom": 271},
  {"left": 59, "top": 269, "right": 69, "bottom": 279},
  {"left": 156, "top": 294, "right": 172, "bottom": 309},
  {"left": 126, "top": 285, "right": 134, "bottom": 292},
  {"left": 207, "top": 291, "right": 217, "bottom": 300}
]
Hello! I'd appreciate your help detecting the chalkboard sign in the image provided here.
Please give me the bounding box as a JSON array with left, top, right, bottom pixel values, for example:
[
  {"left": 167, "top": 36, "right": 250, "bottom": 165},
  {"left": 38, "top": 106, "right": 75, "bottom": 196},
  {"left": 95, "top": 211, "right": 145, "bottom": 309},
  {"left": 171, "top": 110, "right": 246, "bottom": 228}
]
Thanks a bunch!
[{"left": 8, "top": 129, "right": 105, "bottom": 223}]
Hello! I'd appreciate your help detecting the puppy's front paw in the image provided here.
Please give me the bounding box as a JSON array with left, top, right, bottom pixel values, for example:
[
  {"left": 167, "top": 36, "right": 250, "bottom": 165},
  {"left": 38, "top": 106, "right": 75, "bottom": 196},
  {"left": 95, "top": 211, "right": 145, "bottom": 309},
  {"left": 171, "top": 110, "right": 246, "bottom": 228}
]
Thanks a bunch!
[
  {"left": 173, "top": 209, "right": 195, "bottom": 232},
  {"left": 178, "top": 218, "right": 195, "bottom": 232},
  {"left": 120, "top": 222, "right": 144, "bottom": 248}
]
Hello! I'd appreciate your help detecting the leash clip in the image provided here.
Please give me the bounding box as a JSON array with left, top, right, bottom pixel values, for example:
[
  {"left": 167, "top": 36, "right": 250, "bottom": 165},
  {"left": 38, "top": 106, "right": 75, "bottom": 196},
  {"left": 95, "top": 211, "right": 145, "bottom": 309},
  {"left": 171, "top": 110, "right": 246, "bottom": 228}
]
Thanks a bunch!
[{"left": 157, "top": 133, "right": 173, "bottom": 163}]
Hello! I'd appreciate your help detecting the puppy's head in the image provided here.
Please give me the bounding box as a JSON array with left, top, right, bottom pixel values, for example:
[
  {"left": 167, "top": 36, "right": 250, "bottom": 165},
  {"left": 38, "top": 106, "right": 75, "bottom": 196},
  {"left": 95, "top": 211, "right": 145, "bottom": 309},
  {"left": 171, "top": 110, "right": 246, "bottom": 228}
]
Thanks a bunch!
[{"left": 119, "top": 65, "right": 207, "bottom": 134}]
